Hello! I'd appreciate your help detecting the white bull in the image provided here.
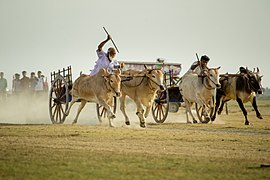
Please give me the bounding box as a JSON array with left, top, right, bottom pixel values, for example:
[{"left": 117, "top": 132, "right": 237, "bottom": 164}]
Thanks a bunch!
[
  {"left": 65, "top": 68, "right": 121, "bottom": 127},
  {"left": 179, "top": 67, "right": 221, "bottom": 123}
]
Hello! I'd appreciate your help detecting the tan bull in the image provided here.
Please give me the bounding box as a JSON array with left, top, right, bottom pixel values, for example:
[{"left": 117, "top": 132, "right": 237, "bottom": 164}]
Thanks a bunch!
[
  {"left": 120, "top": 68, "right": 164, "bottom": 127},
  {"left": 180, "top": 67, "right": 221, "bottom": 123},
  {"left": 65, "top": 68, "right": 121, "bottom": 127}
]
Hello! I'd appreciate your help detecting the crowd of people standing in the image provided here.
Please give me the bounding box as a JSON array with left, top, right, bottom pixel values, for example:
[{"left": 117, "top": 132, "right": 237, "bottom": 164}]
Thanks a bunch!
[{"left": 0, "top": 70, "right": 48, "bottom": 101}]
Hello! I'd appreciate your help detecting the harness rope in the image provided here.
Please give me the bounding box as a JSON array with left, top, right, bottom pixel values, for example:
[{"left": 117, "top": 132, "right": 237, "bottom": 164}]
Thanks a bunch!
[
  {"left": 122, "top": 75, "right": 146, "bottom": 88},
  {"left": 247, "top": 75, "right": 261, "bottom": 92},
  {"left": 147, "top": 76, "right": 162, "bottom": 91},
  {"left": 104, "top": 74, "right": 119, "bottom": 95},
  {"left": 122, "top": 71, "right": 162, "bottom": 91},
  {"left": 201, "top": 71, "right": 218, "bottom": 90}
]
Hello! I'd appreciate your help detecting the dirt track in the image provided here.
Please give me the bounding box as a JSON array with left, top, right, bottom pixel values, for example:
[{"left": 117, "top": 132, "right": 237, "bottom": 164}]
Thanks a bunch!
[{"left": 1, "top": 97, "right": 270, "bottom": 179}]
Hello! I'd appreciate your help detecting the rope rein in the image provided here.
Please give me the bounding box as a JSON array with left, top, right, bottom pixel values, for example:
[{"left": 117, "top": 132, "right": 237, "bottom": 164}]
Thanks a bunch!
[
  {"left": 104, "top": 74, "right": 119, "bottom": 95},
  {"left": 122, "top": 75, "right": 146, "bottom": 88},
  {"left": 201, "top": 70, "right": 219, "bottom": 90},
  {"left": 147, "top": 76, "right": 162, "bottom": 91},
  {"left": 121, "top": 71, "right": 162, "bottom": 91},
  {"left": 202, "top": 76, "right": 215, "bottom": 90}
]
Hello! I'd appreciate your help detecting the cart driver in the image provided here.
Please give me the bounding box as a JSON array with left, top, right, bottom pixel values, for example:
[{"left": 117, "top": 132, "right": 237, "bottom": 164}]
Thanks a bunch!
[
  {"left": 90, "top": 35, "right": 121, "bottom": 76},
  {"left": 186, "top": 55, "right": 210, "bottom": 76}
]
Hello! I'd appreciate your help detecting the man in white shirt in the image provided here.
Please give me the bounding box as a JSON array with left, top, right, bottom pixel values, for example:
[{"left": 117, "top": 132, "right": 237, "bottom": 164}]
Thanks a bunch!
[
  {"left": 35, "top": 71, "right": 45, "bottom": 96},
  {"left": 90, "top": 35, "right": 120, "bottom": 76}
]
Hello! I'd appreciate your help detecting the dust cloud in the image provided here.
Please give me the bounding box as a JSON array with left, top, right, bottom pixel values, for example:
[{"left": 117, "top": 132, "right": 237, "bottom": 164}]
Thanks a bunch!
[
  {"left": 0, "top": 94, "right": 51, "bottom": 124},
  {"left": 0, "top": 95, "right": 221, "bottom": 126},
  {"left": 0, "top": 93, "right": 101, "bottom": 125}
]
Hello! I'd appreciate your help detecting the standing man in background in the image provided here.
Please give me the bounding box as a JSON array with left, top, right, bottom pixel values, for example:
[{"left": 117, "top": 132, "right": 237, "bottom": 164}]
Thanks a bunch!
[
  {"left": 12, "top": 73, "right": 21, "bottom": 95},
  {"left": 20, "top": 71, "right": 30, "bottom": 95},
  {"left": 0, "top": 72, "right": 7, "bottom": 101},
  {"left": 35, "top": 71, "right": 45, "bottom": 96},
  {"left": 30, "top": 72, "right": 38, "bottom": 94}
]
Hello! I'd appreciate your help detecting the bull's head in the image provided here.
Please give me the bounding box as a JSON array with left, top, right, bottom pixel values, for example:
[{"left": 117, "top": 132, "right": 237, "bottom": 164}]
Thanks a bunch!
[
  {"left": 146, "top": 69, "right": 164, "bottom": 90},
  {"left": 248, "top": 67, "right": 263, "bottom": 94},
  {"left": 207, "top": 66, "right": 221, "bottom": 89},
  {"left": 103, "top": 68, "right": 122, "bottom": 97}
]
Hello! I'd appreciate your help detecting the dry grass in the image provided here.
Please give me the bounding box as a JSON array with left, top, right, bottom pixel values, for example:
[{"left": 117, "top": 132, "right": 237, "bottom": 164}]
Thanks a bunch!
[{"left": 0, "top": 98, "right": 270, "bottom": 179}]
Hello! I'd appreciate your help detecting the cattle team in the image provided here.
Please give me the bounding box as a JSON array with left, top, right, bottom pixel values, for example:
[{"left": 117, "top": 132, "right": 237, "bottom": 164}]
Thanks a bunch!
[
  {"left": 65, "top": 33, "right": 263, "bottom": 127},
  {"left": 0, "top": 33, "right": 264, "bottom": 127}
]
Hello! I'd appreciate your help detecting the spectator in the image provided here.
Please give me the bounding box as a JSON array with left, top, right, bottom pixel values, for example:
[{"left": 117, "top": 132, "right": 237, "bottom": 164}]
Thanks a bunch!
[
  {"left": 0, "top": 72, "right": 7, "bottom": 101},
  {"left": 20, "top": 71, "right": 30, "bottom": 94},
  {"left": 35, "top": 71, "right": 45, "bottom": 95},
  {"left": 30, "top": 72, "right": 38, "bottom": 93},
  {"left": 12, "top": 73, "right": 21, "bottom": 95},
  {"left": 42, "top": 75, "right": 49, "bottom": 92}
]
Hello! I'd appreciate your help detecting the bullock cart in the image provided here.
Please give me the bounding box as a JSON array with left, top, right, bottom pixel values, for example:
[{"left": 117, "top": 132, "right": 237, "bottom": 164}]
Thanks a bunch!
[
  {"left": 119, "top": 60, "right": 183, "bottom": 123},
  {"left": 49, "top": 66, "right": 117, "bottom": 124}
]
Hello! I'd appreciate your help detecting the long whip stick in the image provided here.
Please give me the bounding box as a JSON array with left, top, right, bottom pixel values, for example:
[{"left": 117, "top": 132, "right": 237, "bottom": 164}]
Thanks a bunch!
[{"left": 103, "top": 27, "right": 120, "bottom": 53}]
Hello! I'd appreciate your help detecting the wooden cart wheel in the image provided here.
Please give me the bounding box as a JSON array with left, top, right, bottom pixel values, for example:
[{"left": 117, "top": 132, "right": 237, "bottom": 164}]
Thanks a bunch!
[
  {"left": 49, "top": 75, "right": 70, "bottom": 124},
  {"left": 151, "top": 88, "right": 169, "bottom": 123},
  {"left": 195, "top": 97, "right": 215, "bottom": 123},
  {"left": 96, "top": 96, "right": 117, "bottom": 123},
  {"left": 169, "top": 102, "right": 179, "bottom": 113}
]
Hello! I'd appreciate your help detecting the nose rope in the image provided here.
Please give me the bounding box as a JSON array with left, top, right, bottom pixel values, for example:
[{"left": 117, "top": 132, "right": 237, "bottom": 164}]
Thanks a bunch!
[
  {"left": 104, "top": 75, "right": 119, "bottom": 95},
  {"left": 147, "top": 76, "right": 163, "bottom": 91},
  {"left": 248, "top": 77, "right": 261, "bottom": 92},
  {"left": 203, "top": 75, "right": 218, "bottom": 90}
]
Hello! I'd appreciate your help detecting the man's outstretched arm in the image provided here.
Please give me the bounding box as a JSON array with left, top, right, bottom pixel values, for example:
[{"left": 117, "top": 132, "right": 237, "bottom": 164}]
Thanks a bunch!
[{"left": 97, "top": 35, "right": 111, "bottom": 52}]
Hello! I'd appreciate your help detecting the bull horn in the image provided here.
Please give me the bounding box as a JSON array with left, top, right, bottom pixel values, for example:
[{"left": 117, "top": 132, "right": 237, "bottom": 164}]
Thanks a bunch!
[
  {"left": 257, "top": 67, "right": 260, "bottom": 73},
  {"left": 217, "top": 66, "right": 221, "bottom": 70},
  {"left": 105, "top": 68, "right": 110, "bottom": 75},
  {"left": 115, "top": 68, "right": 121, "bottom": 75},
  {"left": 101, "top": 68, "right": 109, "bottom": 77}
]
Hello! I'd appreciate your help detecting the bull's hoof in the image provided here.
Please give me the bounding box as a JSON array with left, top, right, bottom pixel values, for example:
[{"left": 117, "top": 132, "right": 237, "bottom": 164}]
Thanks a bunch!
[
  {"left": 203, "top": 117, "right": 211, "bottom": 123},
  {"left": 109, "top": 114, "right": 116, "bottom": 119},
  {"left": 211, "top": 116, "right": 216, "bottom": 121},
  {"left": 140, "top": 123, "right": 146, "bottom": 128},
  {"left": 109, "top": 120, "right": 115, "bottom": 127},
  {"left": 257, "top": 115, "right": 263, "bottom": 119},
  {"left": 109, "top": 123, "right": 114, "bottom": 127},
  {"left": 217, "top": 111, "right": 222, "bottom": 115},
  {"left": 187, "top": 121, "right": 192, "bottom": 124},
  {"left": 125, "top": 121, "right": 130, "bottom": 125},
  {"left": 245, "top": 121, "right": 250, "bottom": 125},
  {"left": 193, "top": 120, "right": 198, "bottom": 124}
]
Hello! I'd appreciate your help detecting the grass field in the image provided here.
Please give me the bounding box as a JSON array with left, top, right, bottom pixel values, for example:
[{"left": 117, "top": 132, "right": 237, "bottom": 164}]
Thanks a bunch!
[{"left": 0, "top": 98, "right": 270, "bottom": 179}]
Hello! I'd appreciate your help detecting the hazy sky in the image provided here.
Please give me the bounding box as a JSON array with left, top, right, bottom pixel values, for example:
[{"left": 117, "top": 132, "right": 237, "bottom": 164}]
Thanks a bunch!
[{"left": 0, "top": 0, "right": 269, "bottom": 90}]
